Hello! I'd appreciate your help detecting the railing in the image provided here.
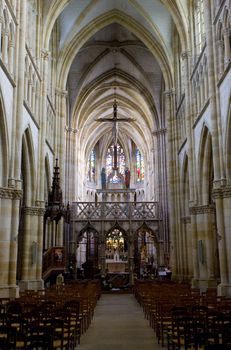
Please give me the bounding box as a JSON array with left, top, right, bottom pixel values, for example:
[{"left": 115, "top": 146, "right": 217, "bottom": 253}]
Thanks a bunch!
[{"left": 71, "top": 202, "right": 161, "bottom": 221}]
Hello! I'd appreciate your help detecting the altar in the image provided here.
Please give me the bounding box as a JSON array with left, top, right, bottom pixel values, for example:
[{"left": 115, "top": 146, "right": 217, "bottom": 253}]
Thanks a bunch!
[{"left": 106, "top": 259, "right": 128, "bottom": 273}]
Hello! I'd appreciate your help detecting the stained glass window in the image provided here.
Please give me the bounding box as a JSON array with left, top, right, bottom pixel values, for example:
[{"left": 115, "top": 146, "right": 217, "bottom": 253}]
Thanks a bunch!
[
  {"left": 106, "top": 143, "right": 126, "bottom": 183},
  {"left": 87, "top": 149, "right": 96, "bottom": 182},
  {"left": 136, "top": 148, "right": 144, "bottom": 182}
]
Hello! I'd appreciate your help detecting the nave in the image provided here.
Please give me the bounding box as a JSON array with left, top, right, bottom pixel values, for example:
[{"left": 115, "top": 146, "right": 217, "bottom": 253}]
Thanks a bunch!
[{"left": 79, "top": 293, "right": 162, "bottom": 350}]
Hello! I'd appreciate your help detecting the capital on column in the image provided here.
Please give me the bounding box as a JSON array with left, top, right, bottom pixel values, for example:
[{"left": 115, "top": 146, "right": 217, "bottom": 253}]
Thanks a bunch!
[
  {"left": 164, "top": 89, "right": 176, "bottom": 98},
  {"left": 55, "top": 88, "right": 68, "bottom": 98},
  {"left": 41, "top": 49, "right": 50, "bottom": 61},
  {"left": 181, "top": 50, "right": 191, "bottom": 60}
]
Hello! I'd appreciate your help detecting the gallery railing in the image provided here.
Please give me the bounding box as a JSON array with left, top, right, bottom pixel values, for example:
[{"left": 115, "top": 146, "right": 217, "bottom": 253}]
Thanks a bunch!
[{"left": 71, "top": 202, "right": 161, "bottom": 221}]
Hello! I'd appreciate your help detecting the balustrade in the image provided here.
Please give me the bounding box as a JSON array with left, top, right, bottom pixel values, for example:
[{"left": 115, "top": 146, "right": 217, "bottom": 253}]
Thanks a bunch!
[{"left": 71, "top": 201, "right": 160, "bottom": 221}]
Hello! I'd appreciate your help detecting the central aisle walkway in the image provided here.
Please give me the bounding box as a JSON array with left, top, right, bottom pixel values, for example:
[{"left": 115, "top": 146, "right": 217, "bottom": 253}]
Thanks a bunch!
[{"left": 79, "top": 293, "right": 163, "bottom": 350}]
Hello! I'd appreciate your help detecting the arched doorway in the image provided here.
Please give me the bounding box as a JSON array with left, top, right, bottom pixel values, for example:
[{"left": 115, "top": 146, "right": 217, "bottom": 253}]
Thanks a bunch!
[
  {"left": 134, "top": 223, "right": 158, "bottom": 279},
  {"left": 105, "top": 226, "right": 128, "bottom": 269},
  {"left": 76, "top": 225, "right": 99, "bottom": 279},
  {"left": 104, "top": 224, "right": 129, "bottom": 289}
]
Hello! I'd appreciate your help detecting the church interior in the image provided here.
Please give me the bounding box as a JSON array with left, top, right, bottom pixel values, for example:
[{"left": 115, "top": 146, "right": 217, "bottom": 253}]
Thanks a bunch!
[{"left": 0, "top": 0, "right": 231, "bottom": 348}]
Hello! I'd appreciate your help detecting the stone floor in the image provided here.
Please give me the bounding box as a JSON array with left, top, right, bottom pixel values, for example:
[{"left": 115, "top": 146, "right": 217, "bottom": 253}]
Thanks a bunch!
[{"left": 78, "top": 293, "right": 163, "bottom": 350}]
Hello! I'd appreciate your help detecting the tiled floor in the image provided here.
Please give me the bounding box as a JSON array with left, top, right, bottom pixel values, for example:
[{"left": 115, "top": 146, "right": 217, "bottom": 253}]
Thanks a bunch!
[{"left": 79, "top": 293, "right": 163, "bottom": 350}]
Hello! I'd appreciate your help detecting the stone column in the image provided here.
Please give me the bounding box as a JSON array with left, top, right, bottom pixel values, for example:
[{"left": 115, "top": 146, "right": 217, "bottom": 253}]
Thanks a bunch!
[
  {"left": 164, "top": 89, "right": 178, "bottom": 277},
  {"left": 212, "top": 188, "right": 229, "bottom": 295},
  {"left": 2, "top": 28, "right": 9, "bottom": 65},
  {"left": 0, "top": 6, "right": 3, "bottom": 55},
  {"left": 65, "top": 127, "right": 78, "bottom": 203},
  {"left": 190, "top": 205, "right": 218, "bottom": 289},
  {"left": 180, "top": 217, "right": 190, "bottom": 278},
  {"left": 55, "top": 89, "right": 68, "bottom": 192},
  {"left": 217, "top": 40, "right": 224, "bottom": 76},
  {"left": 36, "top": 209, "right": 45, "bottom": 282},
  {"left": 204, "top": 0, "right": 222, "bottom": 182},
  {"left": 190, "top": 208, "right": 199, "bottom": 287},
  {"left": 181, "top": 217, "right": 193, "bottom": 279},
  {"left": 8, "top": 38, "right": 14, "bottom": 76},
  {"left": 183, "top": 48, "right": 198, "bottom": 282},
  {"left": 18, "top": 207, "right": 44, "bottom": 291},
  {"left": 1, "top": 0, "right": 27, "bottom": 298},
  {"left": 10, "top": 0, "right": 26, "bottom": 182},
  {"left": 152, "top": 128, "right": 168, "bottom": 253},
  {"left": 36, "top": 49, "right": 49, "bottom": 204},
  {"left": 204, "top": 207, "right": 217, "bottom": 287},
  {"left": 0, "top": 188, "right": 22, "bottom": 298}
]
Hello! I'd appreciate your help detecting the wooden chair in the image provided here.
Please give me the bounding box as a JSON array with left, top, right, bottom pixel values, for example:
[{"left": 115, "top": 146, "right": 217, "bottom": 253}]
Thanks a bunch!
[
  {"left": 64, "top": 300, "right": 81, "bottom": 344},
  {"left": 204, "top": 346, "right": 231, "bottom": 350},
  {"left": 51, "top": 318, "right": 69, "bottom": 350},
  {"left": 27, "top": 325, "right": 53, "bottom": 350}
]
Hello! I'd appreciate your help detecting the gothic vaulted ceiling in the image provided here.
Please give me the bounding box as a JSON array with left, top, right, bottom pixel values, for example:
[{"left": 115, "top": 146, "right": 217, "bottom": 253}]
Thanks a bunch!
[{"left": 44, "top": 0, "right": 188, "bottom": 158}]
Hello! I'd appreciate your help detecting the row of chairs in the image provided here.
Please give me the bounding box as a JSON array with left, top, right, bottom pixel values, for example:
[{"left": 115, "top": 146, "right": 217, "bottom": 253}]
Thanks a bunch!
[
  {"left": 0, "top": 279, "right": 101, "bottom": 349},
  {"left": 134, "top": 279, "right": 231, "bottom": 350}
]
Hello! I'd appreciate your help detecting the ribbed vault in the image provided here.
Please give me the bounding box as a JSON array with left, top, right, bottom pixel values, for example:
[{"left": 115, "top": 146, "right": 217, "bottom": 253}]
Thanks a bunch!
[{"left": 42, "top": 0, "right": 188, "bottom": 202}]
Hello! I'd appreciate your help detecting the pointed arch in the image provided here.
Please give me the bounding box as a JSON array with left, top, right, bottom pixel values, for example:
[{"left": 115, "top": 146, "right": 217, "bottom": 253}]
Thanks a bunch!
[
  {"left": 198, "top": 125, "right": 214, "bottom": 205},
  {"left": 106, "top": 221, "right": 128, "bottom": 239},
  {"left": 21, "top": 127, "right": 36, "bottom": 206},
  {"left": 0, "top": 89, "right": 9, "bottom": 187},
  {"left": 135, "top": 222, "right": 158, "bottom": 244},
  {"left": 78, "top": 222, "right": 99, "bottom": 240}
]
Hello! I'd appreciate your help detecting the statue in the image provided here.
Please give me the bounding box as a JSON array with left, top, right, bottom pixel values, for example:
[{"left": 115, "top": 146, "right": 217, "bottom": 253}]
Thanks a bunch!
[
  {"left": 101, "top": 167, "right": 106, "bottom": 189},
  {"left": 125, "top": 167, "right": 130, "bottom": 189}
]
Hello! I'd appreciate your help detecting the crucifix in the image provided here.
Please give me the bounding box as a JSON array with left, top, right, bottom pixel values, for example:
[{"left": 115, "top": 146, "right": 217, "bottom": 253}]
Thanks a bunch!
[{"left": 96, "top": 98, "right": 134, "bottom": 170}]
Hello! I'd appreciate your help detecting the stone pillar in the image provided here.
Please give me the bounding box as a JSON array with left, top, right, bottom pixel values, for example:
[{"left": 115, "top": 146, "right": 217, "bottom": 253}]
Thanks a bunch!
[
  {"left": 18, "top": 207, "right": 44, "bottom": 291},
  {"left": 55, "top": 89, "right": 68, "bottom": 193},
  {"left": 184, "top": 46, "right": 218, "bottom": 286},
  {"left": 8, "top": 38, "right": 14, "bottom": 76},
  {"left": 0, "top": 0, "right": 27, "bottom": 297},
  {"left": 0, "top": 188, "right": 22, "bottom": 298},
  {"left": 213, "top": 188, "right": 229, "bottom": 295},
  {"left": 190, "top": 208, "right": 199, "bottom": 287},
  {"left": 65, "top": 127, "right": 78, "bottom": 203},
  {"left": 180, "top": 217, "right": 192, "bottom": 279},
  {"left": 204, "top": 0, "right": 222, "bottom": 182},
  {"left": 2, "top": 29, "right": 9, "bottom": 65},
  {"left": 190, "top": 205, "right": 218, "bottom": 289},
  {"left": 204, "top": 208, "right": 217, "bottom": 287},
  {"left": 164, "top": 89, "right": 178, "bottom": 277},
  {"left": 152, "top": 128, "right": 168, "bottom": 253},
  {"left": 217, "top": 40, "right": 224, "bottom": 76},
  {"left": 10, "top": 0, "right": 26, "bottom": 182},
  {"left": 36, "top": 49, "right": 49, "bottom": 204},
  {"left": 0, "top": 7, "right": 3, "bottom": 55}
]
